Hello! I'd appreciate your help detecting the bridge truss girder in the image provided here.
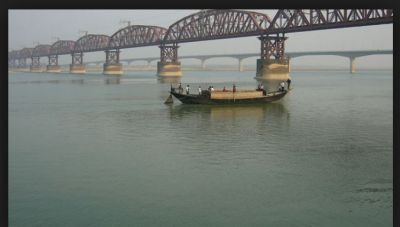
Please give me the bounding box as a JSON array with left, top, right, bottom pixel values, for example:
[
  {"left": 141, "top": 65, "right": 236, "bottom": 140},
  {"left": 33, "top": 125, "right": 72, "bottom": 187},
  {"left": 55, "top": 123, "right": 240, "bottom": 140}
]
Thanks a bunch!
[
  {"left": 31, "top": 56, "right": 41, "bottom": 67},
  {"left": 32, "top": 45, "right": 51, "bottom": 57},
  {"left": 267, "top": 9, "right": 393, "bottom": 34},
  {"left": 72, "top": 53, "right": 83, "bottom": 65},
  {"left": 48, "top": 55, "right": 58, "bottom": 66},
  {"left": 259, "top": 34, "right": 288, "bottom": 60},
  {"left": 50, "top": 40, "right": 76, "bottom": 55},
  {"left": 162, "top": 9, "right": 392, "bottom": 44},
  {"left": 109, "top": 25, "right": 167, "bottom": 49},
  {"left": 19, "top": 48, "right": 34, "bottom": 59},
  {"left": 159, "top": 44, "right": 179, "bottom": 63},
  {"left": 74, "top": 34, "right": 110, "bottom": 53},
  {"left": 105, "top": 49, "right": 120, "bottom": 65},
  {"left": 163, "top": 9, "right": 272, "bottom": 44}
]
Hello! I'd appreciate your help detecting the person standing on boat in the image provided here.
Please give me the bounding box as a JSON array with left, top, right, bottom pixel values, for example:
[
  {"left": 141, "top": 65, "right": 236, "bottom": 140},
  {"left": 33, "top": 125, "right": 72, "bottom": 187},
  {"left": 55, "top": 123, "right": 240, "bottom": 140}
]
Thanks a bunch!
[
  {"left": 186, "top": 85, "right": 190, "bottom": 94},
  {"left": 260, "top": 84, "right": 266, "bottom": 95},
  {"left": 286, "top": 78, "right": 291, "bottom": 90},
  {"left": 280, "top": 81, "right": 285, "bottom": 92},
  {"left": 178, "top": 83, "right": 182, "bottom": 93},
  {"left": 198, "top": 86, "right": 202, "bottom": 95}
]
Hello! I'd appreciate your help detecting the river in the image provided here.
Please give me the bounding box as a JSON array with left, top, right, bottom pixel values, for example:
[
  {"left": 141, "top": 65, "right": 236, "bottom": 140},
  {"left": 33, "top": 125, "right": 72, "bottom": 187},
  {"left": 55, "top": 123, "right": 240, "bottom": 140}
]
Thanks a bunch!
[{"left": 9, "top": 70, "right": 393, "bottom": 226}]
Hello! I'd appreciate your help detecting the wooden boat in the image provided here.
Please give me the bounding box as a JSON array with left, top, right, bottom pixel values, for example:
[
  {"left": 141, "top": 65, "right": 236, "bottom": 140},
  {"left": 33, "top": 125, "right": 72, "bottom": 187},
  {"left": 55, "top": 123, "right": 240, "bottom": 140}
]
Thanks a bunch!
[{"left": 170, "top": 87, "right": 289, "bottom": 104}]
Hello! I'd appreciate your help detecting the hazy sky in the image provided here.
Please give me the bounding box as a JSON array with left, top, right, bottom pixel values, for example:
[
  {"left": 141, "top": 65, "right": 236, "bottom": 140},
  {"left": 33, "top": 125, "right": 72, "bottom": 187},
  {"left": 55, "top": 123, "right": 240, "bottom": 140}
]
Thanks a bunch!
[{"left": 8, "top": 10, "right": 393, "bottom": 68}]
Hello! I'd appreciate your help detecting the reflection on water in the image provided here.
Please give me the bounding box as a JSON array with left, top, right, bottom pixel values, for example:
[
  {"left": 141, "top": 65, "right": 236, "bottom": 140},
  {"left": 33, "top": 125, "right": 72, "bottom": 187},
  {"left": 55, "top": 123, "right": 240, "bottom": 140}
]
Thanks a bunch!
[
  {"left": 168, "top": 102, "right": 289, "bottom": 122},
  {"left": 157, "top": 76, "right": 181, "bottom": 85},
  {"left": 70, "top": 79, "right": 84, "bottom": 84},
  {"left": 164, "top": 102, "right": 292, "bottom": 167},
  {"left": 10, "top": 79, "right": 85, "bottom": 84},
  {"left": 104, "top": 77, "right": 120, "bottom": 85}
]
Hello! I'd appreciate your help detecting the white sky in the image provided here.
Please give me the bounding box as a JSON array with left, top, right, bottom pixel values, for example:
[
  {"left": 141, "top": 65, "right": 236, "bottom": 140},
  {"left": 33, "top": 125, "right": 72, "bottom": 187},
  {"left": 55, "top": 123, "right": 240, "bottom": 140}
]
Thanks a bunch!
[{"left": 8, "top": 10, "right": 393, "bottom": 68}]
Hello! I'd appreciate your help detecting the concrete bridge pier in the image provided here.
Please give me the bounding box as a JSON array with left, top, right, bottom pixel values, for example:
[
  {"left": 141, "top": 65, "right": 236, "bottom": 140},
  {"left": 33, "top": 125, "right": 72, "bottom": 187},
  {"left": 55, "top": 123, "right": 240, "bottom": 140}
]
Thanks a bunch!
[
  {"left": 70, "top": 52, "right": 86, "bottom": 74},
  {"left": 256, "top": 59, "right": 290, "bottom": 78},
  {"left": 47, "top": 55, "right": 61, "bottom": 73},
  {"left": 238, "top": 58, "right": 244, "bottom": 72},
  {"left": 16, "top": 58, "right": 28, "bottom": 72},
  {"left": 349, "top": 56, "right": 356, "bottom": 73},
  {"left": 255, "top": 35, "right": 291, "bottom": 86},
  {"left": 158, "top": 61, "right": 182, "bottom": 77},
  {"left": 103, "top": 49, "right": 123, "bottom": 75},
  {"left": 157, "top": 44, "right": 182, "bottom": 77},
  {"left": 30, "top": 56, "right": 42, "bottom": 72},
  {"left": 201, "top": 59, "right": 206, "bottom": 70}
]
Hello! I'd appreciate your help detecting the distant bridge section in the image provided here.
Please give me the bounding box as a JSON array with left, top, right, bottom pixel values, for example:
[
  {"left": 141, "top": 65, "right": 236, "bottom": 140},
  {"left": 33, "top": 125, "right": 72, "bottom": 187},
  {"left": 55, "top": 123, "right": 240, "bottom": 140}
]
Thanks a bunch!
[
  {"left": 30, "top": 44, "right": 52, "bottom": 71},
  {"left": 50, "top": 40, "right": 76, "bottom": 55},
  {"left": 74, "top": 34, "right": 110, "bottom": 53},
  {"left": 108, "top": 25, "right": 167, "bottom": 49},
  {"left": 32, "top": 45, "right": 51, "bottom": 57},
  {"left": 79, "top": 49, "right": 392, "bottom": 73}
]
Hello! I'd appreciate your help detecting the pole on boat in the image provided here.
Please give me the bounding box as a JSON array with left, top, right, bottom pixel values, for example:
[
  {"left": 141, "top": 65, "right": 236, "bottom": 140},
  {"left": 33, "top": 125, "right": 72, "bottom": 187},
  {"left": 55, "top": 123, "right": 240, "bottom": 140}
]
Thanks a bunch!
[
  {"left": 164, "top": 94, "right": 173, "bottom": 104},
  {"left": 164, "top": 84, "right": 174, "bottom": 104}
]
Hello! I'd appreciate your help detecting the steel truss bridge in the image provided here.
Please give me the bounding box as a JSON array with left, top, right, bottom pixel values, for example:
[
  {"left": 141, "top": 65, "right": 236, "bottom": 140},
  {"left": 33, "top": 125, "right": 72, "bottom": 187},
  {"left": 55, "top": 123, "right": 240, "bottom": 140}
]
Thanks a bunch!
[{"left": 8, "top": 9, "right": 393, "bottom": 73}]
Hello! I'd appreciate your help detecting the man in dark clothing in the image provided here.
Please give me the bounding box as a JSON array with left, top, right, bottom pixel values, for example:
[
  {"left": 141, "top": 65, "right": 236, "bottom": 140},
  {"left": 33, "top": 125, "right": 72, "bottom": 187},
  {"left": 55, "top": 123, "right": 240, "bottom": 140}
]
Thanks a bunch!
[
  {"left": 178, "top": 83, "right": 183, "bottom": 93},
  {"left": 286, "top": 78, "right": 291, "bottom": 90}
]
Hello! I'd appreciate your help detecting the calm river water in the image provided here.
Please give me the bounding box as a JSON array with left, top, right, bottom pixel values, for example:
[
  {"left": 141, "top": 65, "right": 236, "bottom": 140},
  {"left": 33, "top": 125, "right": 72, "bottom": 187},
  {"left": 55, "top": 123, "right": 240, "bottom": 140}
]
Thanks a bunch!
[{"left": 9, "top": 70, "right": 393, "bottom": 227}]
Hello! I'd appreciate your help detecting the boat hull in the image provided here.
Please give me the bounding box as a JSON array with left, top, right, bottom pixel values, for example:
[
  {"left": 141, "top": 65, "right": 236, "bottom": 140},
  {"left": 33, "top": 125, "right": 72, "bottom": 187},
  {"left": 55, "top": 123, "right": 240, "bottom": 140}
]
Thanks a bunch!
[{"left": 170, "top": 90, "right": 288, "bottom": 104}]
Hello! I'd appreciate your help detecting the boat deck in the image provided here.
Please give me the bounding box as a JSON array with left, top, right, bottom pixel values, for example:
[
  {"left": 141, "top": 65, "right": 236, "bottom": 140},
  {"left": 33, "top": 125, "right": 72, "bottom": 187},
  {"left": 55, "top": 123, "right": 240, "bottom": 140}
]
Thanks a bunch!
[{"left": 210, "top": 90, "right": 264, "bottom": 100}]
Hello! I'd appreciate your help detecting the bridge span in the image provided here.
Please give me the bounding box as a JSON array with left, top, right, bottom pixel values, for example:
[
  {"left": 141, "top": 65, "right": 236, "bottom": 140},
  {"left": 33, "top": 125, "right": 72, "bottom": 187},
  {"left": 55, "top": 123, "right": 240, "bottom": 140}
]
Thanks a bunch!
[{"left": 9, "top": 9, "right": 393, "bottom": 79}]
